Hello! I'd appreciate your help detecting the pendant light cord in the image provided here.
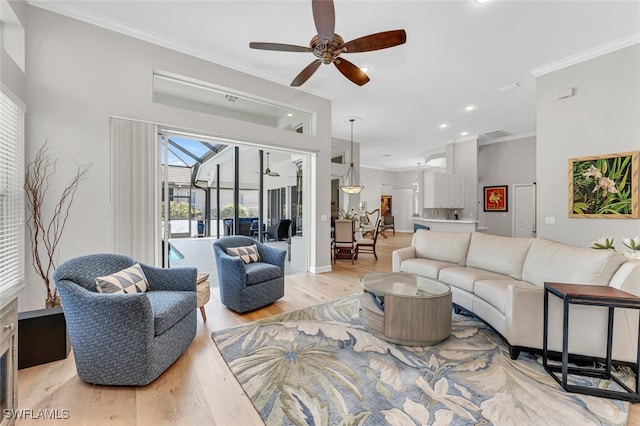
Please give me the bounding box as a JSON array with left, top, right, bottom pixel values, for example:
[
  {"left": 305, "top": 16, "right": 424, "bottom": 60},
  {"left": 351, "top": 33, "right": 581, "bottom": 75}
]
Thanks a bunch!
[{"left": 349, "top": 118, "right": 355, "bottom": 166}]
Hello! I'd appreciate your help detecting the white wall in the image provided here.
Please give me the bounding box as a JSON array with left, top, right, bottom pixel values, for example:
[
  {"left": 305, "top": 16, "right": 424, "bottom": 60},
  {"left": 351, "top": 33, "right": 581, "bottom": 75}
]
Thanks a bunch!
[
  {"left": 357, "top": 167, "right": 417, "bottom": 231},
  {"left": 478, "top": 136, "right": 536, "bottom": 236},
  {"left": 536, "top": 44, "right": 640, "bottom": 247},
  {"left": 21, "top": 6, "right": 332, "bottom": 311},
  {"left": 359, "top": 166, "right": 396, "bottom": 214},
  {"left": 331, "top": 136, "right": 362, "bottom": 212},
  {"left": 1, "top": 0, "right": 26, "bottom": 103}
]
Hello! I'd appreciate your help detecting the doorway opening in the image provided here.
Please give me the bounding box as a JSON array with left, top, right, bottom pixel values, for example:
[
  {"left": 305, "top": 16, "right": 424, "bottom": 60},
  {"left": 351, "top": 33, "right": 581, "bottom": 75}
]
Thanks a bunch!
[{"left": 159, "top": 131, "right": 310, "bottom": 280}]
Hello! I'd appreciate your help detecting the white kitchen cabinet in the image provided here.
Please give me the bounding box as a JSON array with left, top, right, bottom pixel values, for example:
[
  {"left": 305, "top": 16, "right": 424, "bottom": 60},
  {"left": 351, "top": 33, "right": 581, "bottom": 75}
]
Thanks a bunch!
[
  {"left": 451, "top": 175, "right": 465, "bottom": 209},
  {"left": 423, "top": 172, "right": 465, "bottom": 209}
]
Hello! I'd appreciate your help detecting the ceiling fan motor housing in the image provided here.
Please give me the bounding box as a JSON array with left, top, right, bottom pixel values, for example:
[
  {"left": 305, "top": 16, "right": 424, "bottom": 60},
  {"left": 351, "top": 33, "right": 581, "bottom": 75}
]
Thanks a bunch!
[{"left": 311, "top": 34, "right": 345, "bottom": 64}]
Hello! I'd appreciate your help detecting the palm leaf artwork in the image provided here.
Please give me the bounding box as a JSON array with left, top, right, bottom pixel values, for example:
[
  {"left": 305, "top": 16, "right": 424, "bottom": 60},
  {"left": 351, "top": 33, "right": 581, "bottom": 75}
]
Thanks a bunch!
[{"left": 569, "top": 151, "right": 638, "bottom": 218}]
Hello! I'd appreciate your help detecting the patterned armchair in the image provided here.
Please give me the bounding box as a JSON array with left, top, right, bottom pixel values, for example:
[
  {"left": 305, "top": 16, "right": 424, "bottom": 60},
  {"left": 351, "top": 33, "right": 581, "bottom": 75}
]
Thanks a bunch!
[
  {"left": 213, "top": 236, "right": 286, "bottom": 313},
  {"left": 54, "top": 254, "right": 197, "bottom": 386}
]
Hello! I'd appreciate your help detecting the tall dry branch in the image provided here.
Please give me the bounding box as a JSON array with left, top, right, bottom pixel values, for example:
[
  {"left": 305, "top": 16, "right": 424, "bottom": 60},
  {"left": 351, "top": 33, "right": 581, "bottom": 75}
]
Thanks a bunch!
[{"left": 25, "top": 141, "right": 90, "bottom": 308}]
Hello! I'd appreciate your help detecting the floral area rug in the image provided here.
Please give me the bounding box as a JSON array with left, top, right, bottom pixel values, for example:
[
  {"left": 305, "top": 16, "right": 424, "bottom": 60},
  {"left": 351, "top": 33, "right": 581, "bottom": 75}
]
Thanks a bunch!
[{"left": 211, "top": 294, "right": 630, "bottom": 425}]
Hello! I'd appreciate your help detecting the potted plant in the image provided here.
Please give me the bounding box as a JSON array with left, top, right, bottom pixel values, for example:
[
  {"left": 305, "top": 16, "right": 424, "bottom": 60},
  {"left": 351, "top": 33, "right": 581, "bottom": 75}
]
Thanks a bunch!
[{"left": 19, "top": 141, "right": 89, "bottom": 369}]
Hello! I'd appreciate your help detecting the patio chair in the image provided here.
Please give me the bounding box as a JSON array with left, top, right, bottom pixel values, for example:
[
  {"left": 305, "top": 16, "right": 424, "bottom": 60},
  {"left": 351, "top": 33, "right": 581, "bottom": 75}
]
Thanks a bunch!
[
  {"left": 266, "top": 219, "right": 291, "bottom": 241},
  {"left": 213, "top": 236, "right": 286, "bottom": 313},
  {"left": 54, "top": 254, "right": 197, "bottom": 386}
]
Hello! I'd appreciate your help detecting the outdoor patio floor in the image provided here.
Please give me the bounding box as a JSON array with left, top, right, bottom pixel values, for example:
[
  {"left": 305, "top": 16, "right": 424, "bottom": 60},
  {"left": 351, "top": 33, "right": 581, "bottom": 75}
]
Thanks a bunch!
[{"left": 169, "top": 236, "right": 301, "bottom": 287}]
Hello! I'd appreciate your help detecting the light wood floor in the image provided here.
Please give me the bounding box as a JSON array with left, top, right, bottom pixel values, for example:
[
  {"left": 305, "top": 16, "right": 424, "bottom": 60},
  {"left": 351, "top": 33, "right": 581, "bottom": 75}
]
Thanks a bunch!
[{"left": 17, "top": 232, "right": 639, "bottom": 425}]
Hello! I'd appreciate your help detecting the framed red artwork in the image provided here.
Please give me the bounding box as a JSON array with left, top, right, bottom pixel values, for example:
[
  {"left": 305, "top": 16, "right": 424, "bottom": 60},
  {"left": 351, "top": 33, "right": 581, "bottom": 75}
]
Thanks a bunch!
[{"left": 484, "top": 185, "right": 508, "bottom": 212}]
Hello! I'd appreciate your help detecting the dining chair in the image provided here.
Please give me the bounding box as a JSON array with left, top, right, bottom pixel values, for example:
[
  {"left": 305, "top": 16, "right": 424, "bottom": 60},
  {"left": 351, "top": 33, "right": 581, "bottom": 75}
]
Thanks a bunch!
[
  {"left": 380, "top": 215, "right": 395, "bottom": 238},
  {"left": 361, "top": 209, "right": 380, "bottom": 238},
  {"left": 356, "top": 218, "right": 382, "bottom": 260},
  {"left": 333, "top": 219, "right": 357, "bottom": 264}
]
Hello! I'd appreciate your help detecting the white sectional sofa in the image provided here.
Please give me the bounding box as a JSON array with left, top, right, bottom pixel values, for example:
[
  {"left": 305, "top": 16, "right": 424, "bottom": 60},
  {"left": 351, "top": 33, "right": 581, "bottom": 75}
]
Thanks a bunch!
[{"left": 393, "top": 230, "right": 640, "bottom": 363}]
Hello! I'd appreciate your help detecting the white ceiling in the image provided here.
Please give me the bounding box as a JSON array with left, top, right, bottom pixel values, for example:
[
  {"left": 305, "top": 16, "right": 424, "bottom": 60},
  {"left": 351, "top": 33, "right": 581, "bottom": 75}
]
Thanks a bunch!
[{"left": 31, "top": 0, "right": 640, "bottom": 170}]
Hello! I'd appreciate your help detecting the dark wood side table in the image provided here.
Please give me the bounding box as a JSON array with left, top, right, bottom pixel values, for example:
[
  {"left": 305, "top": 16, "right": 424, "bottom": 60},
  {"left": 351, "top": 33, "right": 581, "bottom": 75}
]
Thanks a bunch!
[{"left": 543, "top": 282, "right": 640, "bottom": 402}]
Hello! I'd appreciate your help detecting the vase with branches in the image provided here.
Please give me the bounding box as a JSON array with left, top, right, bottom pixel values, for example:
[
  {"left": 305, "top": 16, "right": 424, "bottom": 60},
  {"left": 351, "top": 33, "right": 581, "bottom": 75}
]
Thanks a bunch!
[{"left": 24, "top": 141, "right": 90, "bottom": 308}]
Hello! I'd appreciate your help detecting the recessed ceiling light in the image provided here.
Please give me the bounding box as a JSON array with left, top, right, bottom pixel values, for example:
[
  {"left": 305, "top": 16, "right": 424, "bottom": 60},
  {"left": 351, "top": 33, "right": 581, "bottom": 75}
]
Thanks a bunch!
[
  {"left": 287, "top": 113, "right": 293, "bottom": 117},
  {"left": 439, "top": 123, "right": 449, "bottom": 129},
  {"left": 497, "top": 82, "right": 521, "bottom": 93},
  {"left": 460, "top": 131, "right": 469, "bottom": 136},
  {"left": 475, "top": 0, "right": 489, "bottom": 4},
  {"left": 464, "top": 105, "right": 476, "bottom": 112}
]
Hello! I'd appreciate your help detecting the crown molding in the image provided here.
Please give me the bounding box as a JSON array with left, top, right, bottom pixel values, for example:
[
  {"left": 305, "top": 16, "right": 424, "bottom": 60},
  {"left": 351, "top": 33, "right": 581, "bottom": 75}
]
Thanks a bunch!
[
  {"left": 530, "top": 33, "right": 640, "bottom": 77},
  {"left": 478, "top": 131, "right": 536, "bottom": 146}
]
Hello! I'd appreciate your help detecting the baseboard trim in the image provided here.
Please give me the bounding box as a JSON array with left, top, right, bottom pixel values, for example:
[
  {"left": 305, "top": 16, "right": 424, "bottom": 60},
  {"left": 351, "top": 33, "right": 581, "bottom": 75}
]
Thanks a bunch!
[{"left": 310, "top": 265, "right": 332, "bottom": 273}]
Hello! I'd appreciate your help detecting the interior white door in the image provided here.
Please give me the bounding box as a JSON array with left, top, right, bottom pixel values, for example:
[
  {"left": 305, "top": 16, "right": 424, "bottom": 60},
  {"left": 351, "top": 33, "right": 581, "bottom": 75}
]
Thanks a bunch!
[{"left": 513, "top": 184, "right": 536, "bottom": 238}]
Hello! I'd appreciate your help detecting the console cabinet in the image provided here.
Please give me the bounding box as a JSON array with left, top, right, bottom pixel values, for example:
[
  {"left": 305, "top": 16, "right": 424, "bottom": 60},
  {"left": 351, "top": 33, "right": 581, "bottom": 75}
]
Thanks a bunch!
[
  {"left": 0, "top": 299, "right": 17, "bottom": 426},
  {"left": 423, "top": 171, "right": 464, "bottom": 209}
]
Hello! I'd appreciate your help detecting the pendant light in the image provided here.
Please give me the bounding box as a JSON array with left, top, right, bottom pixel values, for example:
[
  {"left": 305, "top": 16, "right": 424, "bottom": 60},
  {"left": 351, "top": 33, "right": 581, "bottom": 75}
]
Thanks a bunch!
[
  {"left": 340, "top": 118, "right": 364, "bottom": 194},
  {"left": 412, "top": 163, "right": 420, "bottom": 193}
]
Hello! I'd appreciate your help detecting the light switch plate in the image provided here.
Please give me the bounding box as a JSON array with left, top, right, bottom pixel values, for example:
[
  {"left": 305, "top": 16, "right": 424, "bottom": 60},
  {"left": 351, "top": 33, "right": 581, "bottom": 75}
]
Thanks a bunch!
[{"left": 545, "top": 216, "right": 556, "bottom": 225}]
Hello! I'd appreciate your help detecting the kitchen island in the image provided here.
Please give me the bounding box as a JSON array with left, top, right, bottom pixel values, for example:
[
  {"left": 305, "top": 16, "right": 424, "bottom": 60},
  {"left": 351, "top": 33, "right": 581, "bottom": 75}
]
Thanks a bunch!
[{"left": 412, "top": 217, "right": 479, "bottom": 232}]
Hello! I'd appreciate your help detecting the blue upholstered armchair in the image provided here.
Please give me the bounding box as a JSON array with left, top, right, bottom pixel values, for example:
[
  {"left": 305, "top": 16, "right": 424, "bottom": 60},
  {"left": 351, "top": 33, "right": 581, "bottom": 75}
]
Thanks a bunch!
[
  {"left": 213, "top": 236, "right": 286, "bottom": 313},
  {"left": 54, "top": 254, "right": 197, "bottom": 386}
]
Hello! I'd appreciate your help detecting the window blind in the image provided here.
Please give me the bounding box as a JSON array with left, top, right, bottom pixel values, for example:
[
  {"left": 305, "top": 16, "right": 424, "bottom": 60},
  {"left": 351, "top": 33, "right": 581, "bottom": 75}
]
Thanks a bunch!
[
  {"left": 110, "top": 118, "right": 159, "bottom": 265},
  {"left": 0, "top": 90, "right": 25, "bottom": 292}
]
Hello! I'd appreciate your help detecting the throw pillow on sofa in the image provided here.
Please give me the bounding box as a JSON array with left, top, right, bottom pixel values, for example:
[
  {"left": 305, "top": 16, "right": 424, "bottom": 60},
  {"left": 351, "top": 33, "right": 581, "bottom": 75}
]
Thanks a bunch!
[
  {"left": 227, "top": 244, "right": 261, "bottom": 264},
  {"left": 95, "top": 263, "right": 149, "bottom": 294}
]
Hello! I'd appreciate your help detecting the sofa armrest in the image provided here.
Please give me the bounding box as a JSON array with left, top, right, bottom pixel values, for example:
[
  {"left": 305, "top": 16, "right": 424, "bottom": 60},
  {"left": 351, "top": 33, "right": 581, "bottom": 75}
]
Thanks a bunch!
[
  {"left": 392, "top": 246, "right": 416, "bottom": 272},
  {"left": 140, "top": 264, "right": 197, "bottom": 292},
  {"left": 505, "top": 284, "right": 544, "bottom": 349},
  {"left": 506, "top": 283, "right": 620, "bottom": 360}
]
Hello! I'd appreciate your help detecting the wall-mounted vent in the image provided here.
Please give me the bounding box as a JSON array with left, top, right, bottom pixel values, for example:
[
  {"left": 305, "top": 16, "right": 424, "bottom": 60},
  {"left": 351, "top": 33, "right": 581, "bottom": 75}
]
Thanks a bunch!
[{"left": 482, "top": 129, "right": 512, "bottom": 139}]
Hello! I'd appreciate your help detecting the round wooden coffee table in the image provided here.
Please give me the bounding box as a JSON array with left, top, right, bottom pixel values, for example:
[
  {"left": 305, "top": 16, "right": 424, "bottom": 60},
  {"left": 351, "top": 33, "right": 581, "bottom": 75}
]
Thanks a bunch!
[{"left": 359, "top": 272, "right": 452, "bottom": 346}]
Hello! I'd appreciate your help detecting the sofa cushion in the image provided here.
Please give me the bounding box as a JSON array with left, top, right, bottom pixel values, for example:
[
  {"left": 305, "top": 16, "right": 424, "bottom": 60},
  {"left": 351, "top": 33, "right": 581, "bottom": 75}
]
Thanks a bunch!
[
  {"left": 227, "top": 244, "right": 261, "bottom": 264},
  {"left": 400, "top": 258, "right": 457, "bottom": 280},
  {"left": 413, "top": 230, "right": 471, "bottom": 265},
  {"left": 522, "top": 238, "right": 627, "bottom": 287},
  {"left": 474, "top": 279, "right": 531, "bottom": 314},
  {"left": 438, "top": 266, "right": 510, "bottom": 293},
  {"left": 245, "top": 262, "right": 281, "bottom": 285},
  {"left": 95, "top": 263, "right": 149, "bottom": 294},
  {"left": 466, "top": 233, "right": 532, "bottom": 280},
  {"left": 146, "top": 291, "right": 195, "bottom": 336}
]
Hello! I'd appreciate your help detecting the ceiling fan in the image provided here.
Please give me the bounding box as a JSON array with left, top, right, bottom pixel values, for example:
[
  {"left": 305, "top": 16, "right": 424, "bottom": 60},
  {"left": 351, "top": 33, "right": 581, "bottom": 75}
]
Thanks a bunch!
[
  {"left": 249, "top": 0, "right": 406, "bottom": 87},
  {"left": 264, "top": 152, "right": 280, "bottom": 177}
]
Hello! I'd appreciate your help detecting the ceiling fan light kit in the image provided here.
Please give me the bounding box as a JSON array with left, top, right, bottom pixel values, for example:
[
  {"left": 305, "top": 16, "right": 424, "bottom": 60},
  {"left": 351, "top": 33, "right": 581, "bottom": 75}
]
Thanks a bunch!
[
  {"left": 340, "top": 118, "right": 364, "bottom": 195},
  {"left": 250, "top": 0, "right": 406, "bottom": 87}
]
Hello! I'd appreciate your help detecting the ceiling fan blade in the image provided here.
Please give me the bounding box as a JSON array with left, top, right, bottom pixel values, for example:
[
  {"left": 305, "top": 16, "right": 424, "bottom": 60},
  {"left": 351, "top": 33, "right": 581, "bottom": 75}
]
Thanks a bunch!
[
  {"left": 249, "top": 42, "right": 312, "bottom": 53},
  {"left": 334, "top": 58, "right": 370, "bottom": 86},
  {"left": 291, "top": 59, "right": 322, "bottom": 87},
  {"left": 341, "top": 29, "right": 407, "bottom": 53},
  {"left": 312, "top": 0, "right": 335, "bottom": 41}
]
